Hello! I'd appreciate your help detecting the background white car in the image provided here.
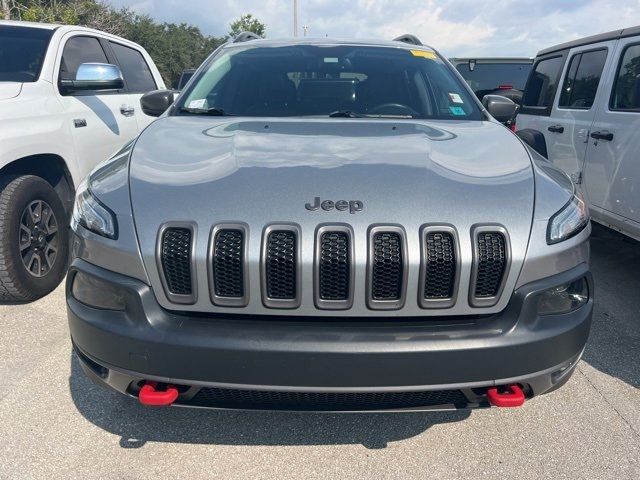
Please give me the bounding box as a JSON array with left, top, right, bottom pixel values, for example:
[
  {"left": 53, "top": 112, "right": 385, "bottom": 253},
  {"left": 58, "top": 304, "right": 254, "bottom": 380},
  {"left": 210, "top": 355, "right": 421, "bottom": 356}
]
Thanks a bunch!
[
  {"left": 517, "top": 25, "right": 640, "bottom": 242},
  {"left": 0, "top": 20, "right": 165, "bottom": 301}
]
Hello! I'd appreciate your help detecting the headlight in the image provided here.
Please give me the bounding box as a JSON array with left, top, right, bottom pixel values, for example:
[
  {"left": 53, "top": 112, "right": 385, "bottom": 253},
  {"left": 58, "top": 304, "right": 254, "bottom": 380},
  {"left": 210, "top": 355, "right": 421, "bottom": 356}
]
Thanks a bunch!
[
  {"left": 547, "top": 191, "right": 589, "bottom": 244},
  {"left": 71, "top": 180, "right": 118, "bottom": 239},
  {"left": 538, "top": 277, "right": 589, "bottom": 315}
]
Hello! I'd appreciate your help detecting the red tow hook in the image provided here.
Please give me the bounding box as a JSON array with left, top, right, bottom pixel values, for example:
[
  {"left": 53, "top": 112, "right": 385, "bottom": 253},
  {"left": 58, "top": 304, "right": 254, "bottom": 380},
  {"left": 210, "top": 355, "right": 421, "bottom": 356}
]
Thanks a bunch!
[
  {"left": 487, "top": 384, "right": 525, "bottom": 408},
  {"left": 138, "top": 381, "right": 179, "bottom": 407}
]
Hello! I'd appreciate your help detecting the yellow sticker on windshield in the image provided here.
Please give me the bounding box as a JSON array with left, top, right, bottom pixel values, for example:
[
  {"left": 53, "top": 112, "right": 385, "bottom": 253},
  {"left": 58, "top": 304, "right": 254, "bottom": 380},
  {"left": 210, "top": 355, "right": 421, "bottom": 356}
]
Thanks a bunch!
[{"left": 411, "top": 50, "right": 437, "bottom": 60}]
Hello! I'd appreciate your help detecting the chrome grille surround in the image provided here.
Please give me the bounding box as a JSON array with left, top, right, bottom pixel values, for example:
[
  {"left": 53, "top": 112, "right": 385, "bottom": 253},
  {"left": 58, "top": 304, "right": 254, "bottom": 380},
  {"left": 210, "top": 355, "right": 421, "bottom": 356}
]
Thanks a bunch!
[
  {"left": 260, "top": 224, "right": 302, "bottom": 309},
  {"left": 469, "top": 225, "right": 511, "bottom": 308},
  {"left": 153, "top": 222, "right": 516, "bottom": 313},
  {"left": 366, "top": 225, "right": 408, "bottom": 310},
  {"left": 314, "top": 224, "right": 355, "bottom": 310},
  {"left": 156, "top": 222, "right": 197, "bottom": 305},
  {"left": 419, "top": 225, "right": 461, "bottom": 309},
  {"left": 207, "top": 223, "right": 249, "bottom": 307}
]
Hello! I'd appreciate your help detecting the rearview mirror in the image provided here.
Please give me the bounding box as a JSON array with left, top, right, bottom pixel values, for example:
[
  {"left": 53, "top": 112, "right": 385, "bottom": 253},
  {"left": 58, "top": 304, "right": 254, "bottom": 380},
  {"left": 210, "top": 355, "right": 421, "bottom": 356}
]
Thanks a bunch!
[
  {"left": 482, "top": 94, "right": 519, "bottom": 125},
  {"left": 140, "top": 90, "right": 175, "bottom": 117},
  {"left": 59, "top": 63, "right": 124, "bottom": 93}
]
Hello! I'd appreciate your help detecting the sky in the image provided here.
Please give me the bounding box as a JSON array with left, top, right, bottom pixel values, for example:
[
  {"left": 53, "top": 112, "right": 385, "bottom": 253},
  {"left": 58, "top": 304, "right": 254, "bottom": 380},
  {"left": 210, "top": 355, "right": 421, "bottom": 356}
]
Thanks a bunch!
[{"left": 109, "top": 0, "right": 640, "bottom": 57}]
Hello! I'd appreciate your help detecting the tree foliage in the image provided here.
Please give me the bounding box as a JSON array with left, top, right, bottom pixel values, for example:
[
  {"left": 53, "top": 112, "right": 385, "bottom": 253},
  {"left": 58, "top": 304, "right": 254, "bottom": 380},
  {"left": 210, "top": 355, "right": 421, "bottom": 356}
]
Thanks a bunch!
[
  {"left": 6, "top": 1, "right": 264, "bottom": 87},
  {"left": 228, "top": 13, "right": 266, "bottom": 38}
]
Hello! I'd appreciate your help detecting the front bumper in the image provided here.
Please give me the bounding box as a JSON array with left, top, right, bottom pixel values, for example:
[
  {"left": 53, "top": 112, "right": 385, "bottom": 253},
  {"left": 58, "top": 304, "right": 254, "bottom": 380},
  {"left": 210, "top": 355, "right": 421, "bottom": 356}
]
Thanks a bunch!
[{"left": 67, "top": 259, "right": 593, "bottom": 411}]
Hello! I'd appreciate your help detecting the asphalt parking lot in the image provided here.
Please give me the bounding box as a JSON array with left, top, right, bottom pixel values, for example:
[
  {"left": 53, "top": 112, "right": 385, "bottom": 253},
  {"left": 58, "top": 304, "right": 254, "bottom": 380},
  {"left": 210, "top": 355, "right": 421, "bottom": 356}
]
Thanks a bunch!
[{"left": 0, "top": 224, "right": 638, "bottom": 480}]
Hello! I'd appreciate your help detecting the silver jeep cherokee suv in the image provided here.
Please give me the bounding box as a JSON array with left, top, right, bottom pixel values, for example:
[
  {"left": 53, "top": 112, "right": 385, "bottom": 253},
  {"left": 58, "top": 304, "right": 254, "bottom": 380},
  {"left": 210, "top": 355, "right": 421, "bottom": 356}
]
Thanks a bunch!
[{"left": 67, "top": 34, "right": 593, "bottom": 411}]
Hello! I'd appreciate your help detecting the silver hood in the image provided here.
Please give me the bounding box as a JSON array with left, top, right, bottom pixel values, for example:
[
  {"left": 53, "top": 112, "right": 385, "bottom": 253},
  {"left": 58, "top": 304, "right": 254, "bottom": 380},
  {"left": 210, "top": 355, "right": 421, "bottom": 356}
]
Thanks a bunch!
[{"left": 129, "top": 116, "right": 534, "bottom": 316}]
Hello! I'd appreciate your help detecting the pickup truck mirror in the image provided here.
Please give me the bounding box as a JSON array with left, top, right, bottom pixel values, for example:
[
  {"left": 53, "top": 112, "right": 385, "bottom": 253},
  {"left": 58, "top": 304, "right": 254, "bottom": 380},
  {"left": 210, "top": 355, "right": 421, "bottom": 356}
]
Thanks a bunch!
[
  {"left": 140, "top": 90, "right": 175, "bottom": 117},
  {"left": 59, "top": 63, "right": 124, "bottom": 93},
  {"left": 482, "top": 94, "right": 519, "bottom": 125}
]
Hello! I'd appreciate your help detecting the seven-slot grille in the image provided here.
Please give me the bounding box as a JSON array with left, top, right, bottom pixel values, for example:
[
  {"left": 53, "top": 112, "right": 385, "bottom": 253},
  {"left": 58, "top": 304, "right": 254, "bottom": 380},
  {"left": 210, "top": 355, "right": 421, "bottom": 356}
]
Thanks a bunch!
[
  {"left": 319, "top": 231, "right": 350, "bottom": 300},
  {"left": 212, "top": 228, "right": 245, "bottom": 299},
  {"left": 159, "top": 227, "right": 193, "bottom": 298},
  {"left": 157, "top": 224, "right": 510, "bottom": 310},
  {"left": 264, "top": 229, "right": 298, "bottom": 303},
  {"left": 421, "top": 229, "right": 458, "bottom": 307},
  {"left": 473, "top": 230, "right": 508, "bottom": 302}
]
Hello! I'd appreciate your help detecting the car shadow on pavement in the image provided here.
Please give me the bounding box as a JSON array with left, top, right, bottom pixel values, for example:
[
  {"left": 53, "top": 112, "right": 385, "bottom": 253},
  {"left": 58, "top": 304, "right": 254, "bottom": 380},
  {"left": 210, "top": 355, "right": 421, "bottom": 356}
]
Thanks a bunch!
[
  {"left": 68, "top": 355, "right": 470, "bottom": 449},
  {"left": 582, "top": 224, "right": 640, "bottom": 390}
]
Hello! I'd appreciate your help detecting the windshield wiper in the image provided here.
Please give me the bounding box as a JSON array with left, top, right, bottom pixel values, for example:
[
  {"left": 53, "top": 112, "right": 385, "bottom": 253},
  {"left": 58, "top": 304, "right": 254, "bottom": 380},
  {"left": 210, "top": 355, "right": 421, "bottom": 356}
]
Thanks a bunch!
[
  {"left": 179, "top": 106, "right": 229, "bottom": 116},
  {"left": 328, "top": 110, "right": 364, "bottom": 118}
]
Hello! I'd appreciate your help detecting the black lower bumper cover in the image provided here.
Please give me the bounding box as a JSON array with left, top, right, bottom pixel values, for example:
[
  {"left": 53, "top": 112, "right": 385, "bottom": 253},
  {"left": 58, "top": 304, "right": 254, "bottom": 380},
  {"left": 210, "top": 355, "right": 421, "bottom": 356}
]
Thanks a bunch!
[{"left": 67, "top": 260, "right": 593, "bottom": 411}]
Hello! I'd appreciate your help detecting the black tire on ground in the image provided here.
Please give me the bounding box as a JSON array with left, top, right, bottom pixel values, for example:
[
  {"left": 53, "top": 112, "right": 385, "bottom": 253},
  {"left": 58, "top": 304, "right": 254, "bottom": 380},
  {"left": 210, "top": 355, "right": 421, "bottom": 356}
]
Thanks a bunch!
[{"left": 0, "top": 175, "right": 69, "bottom": 302}]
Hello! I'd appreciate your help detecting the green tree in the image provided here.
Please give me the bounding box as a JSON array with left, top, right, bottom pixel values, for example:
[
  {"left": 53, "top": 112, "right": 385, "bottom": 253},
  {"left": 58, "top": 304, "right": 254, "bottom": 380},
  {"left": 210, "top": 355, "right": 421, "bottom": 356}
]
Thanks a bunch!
[
  {"left": 228, "top": 13, "right": 266, "bottom": 38},
  {"left": 125, "top": 15, "right": 225, "bottom": 87}
]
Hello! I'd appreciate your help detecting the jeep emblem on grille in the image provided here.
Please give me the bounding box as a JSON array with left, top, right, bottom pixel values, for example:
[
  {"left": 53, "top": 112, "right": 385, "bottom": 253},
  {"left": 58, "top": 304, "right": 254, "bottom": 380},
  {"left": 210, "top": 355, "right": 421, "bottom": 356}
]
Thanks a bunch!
[{"left": 305, "top": 197, "right": 363, "bottom": 214}]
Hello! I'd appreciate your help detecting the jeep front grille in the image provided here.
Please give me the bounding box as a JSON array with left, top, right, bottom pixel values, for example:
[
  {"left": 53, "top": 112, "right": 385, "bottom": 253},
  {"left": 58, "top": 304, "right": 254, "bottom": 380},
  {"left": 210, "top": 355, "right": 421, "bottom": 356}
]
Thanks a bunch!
[
  {"left": 209, "top": 225, "right": 248, "bottom": 307},
  {"left": 368, "top": 227, "right": 407, "bottom": 310},
  {"left": 155, "top": 223, "right": 512, "bottom": 311},
  {"left": 471, "top": 228, "right": 510, "bottom": 307},
  {"left": 315, "top": 226, "right": 354, "bottom": 309},
  {"left": 158, "top": 225, "right": 196, "bottom": 304},
  {"left": 262, "top": 226, "right": 300, "bottom": 309},
  {"left": 420, "top": 227, "right": 459, "bottom": 309}
]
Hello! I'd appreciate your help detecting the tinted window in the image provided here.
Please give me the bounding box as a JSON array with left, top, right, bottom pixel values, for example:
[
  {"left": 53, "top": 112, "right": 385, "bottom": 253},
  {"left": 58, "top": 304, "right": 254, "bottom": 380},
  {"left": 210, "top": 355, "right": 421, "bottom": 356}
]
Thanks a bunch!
[
  {"left": 611, "top": 44, "right": 640, "bottom": 111},
  {"left": 559, "top": 49, "right": 607, "bottom": 109},
  {"left": 455, "top": 62, "right": 532, "bottom": 97},
  {"left": 177, "top": 70, "right": 195, "bottom": 90},
  {"left": 522, "top": 56, "right": 565, "bottom": 109},
  {"left": 110, "top": 42, "right": 157, "bottom": 93},
  {"left": 0, "top": 26, "right": 53, "bottom": 82},
  {"left": 180, "top": 45, "right": 483, "bottom": 120},
  {"left": 60, "top": 36, "right": 109, "bottom": 81}
]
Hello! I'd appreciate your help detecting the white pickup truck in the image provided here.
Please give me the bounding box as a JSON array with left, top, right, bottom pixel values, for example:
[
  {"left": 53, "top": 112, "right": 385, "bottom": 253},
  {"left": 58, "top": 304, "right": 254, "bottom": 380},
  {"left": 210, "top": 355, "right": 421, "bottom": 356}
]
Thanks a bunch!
[{"left": 0, "top": 20, "right": 165, "bottom": 301}]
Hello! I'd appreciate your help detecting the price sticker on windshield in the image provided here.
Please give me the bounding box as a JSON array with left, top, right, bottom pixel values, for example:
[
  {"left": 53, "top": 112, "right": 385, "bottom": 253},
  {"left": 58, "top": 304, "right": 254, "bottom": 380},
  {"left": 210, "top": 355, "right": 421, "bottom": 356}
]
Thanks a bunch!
[{"left": 411, "top": 50, "right": 437, "bottom": 60}]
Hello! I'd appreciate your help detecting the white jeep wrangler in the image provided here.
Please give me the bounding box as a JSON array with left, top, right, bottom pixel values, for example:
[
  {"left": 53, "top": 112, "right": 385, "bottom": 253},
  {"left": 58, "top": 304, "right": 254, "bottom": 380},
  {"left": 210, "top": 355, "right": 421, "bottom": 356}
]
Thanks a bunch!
[{"left": 0, "top": 20, "right": 165, "bottom": 301}]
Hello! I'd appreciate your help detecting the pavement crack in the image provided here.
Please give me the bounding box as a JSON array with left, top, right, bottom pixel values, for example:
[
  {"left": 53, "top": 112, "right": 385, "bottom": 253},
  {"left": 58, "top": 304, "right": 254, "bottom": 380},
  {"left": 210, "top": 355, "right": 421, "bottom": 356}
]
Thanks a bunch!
[{"left": 577, "top": 364, "right": 639, "bottom": 438}]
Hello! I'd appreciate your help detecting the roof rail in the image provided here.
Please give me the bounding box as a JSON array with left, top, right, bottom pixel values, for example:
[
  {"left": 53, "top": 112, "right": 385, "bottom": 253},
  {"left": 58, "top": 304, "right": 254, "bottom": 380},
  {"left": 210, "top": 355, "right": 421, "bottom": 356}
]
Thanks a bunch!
[
  {"left": 233, "top": 31, "right": 262, "bottom": 43},
  {"left": 393, "top": 34, "right": 423, "bottom": 46},
  {"left": 393, "top": 33, "right": 422, "bottom": 47}
]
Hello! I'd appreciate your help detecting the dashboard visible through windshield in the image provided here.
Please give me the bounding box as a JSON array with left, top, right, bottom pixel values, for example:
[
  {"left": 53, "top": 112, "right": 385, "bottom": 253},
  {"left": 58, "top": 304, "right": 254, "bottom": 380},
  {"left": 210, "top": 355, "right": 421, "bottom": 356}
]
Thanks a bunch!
[{"left": 179, "top": 44, "right": 483, "bottom": 120}]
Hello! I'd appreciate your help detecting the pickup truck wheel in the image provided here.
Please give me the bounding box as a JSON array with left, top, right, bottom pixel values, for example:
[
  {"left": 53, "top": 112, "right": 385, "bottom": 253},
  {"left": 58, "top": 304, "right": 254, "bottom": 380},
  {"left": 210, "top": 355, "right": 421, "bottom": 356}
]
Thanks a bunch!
[{"left": 0, "top": 175, "right": 69, "bottom": 302}]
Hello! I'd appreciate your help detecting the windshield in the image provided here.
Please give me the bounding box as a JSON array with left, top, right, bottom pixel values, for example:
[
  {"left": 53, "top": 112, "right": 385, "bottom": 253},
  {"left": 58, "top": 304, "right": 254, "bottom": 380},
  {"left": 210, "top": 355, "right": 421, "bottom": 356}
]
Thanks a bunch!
[
  {"left": 455, "top": 62, "right": 532, "bottom": 97},
  {"left": 0, "top": 26, "right": 54, "bottom": 83},
  {"left": 179, "top": 44, "right": 482, "bottom": 120}
]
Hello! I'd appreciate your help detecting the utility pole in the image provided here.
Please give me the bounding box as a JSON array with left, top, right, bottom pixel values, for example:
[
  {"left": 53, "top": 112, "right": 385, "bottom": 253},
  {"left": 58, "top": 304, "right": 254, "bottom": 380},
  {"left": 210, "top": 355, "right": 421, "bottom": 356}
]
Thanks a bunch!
[
  {"left": 1, "top": 0, "right": 11, "bottom": 20},
  {"left": 293, "top": 0, "right": 298, "bottom": 37}
]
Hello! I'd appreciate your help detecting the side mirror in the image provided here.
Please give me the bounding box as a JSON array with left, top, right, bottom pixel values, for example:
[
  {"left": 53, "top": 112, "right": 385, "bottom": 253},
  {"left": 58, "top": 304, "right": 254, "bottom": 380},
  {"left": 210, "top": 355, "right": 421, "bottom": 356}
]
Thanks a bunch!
[
  {"left": 140, "top": 90, "right": 175, "bottom": 117},
  {"left": 59, "top": 63, "right": 124, "bottom": 93},
  {"left": 482, "top": 94, "right": 519, "bottom": 125}
]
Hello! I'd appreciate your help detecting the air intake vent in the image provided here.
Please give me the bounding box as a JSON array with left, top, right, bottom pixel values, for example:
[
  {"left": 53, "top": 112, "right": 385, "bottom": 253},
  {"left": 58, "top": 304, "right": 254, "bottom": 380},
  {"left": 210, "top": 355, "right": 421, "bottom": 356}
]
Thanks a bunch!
[
  {"left": 420, "top": 227, "right": 459, "bottom": 309},
  {"left": 187, "top": 387, "right": 468, "bottom": 411},
  {"left": 368, "top": 226, "right": 407, "bottom": 310},
  {"left": 158, "top": 224, "right": 196, "bottom": 304},
  {"left": 315, "top": 226, "right": 354, "bottom": 310},
  {"left": 262, "top": 225, "right": 300, "bottom": 309},
  {"left": 471, "top": 227, "right": 510, "bottom": 307},
  {"left": 209, "top": 225, "right": 248, "bottom": 307}
]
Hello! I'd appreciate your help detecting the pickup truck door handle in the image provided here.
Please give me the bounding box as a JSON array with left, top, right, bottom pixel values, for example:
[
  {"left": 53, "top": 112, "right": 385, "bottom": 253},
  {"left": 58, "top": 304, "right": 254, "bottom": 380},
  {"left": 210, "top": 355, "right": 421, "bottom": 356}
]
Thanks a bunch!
[
  {"left": 590, "top": 131, "right": 614, "bottom": 141},
  {"left": 547, "top": 125, "right": 564, "bottom": 134},
  {"left": 120, "top": 105, "right": 135, "bottom": 117}
]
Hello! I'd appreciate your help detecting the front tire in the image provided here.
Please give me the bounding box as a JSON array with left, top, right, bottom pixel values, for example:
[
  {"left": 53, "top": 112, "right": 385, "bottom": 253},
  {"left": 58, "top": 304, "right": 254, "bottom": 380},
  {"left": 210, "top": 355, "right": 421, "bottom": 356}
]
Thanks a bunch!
[{"left": 0, "top": 175, "right": 69, "bottom": 302}]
